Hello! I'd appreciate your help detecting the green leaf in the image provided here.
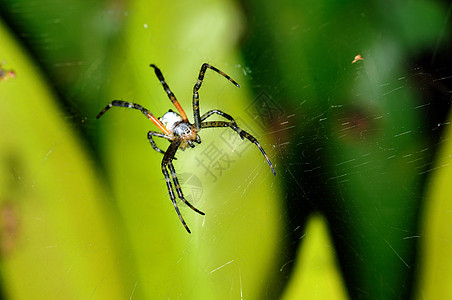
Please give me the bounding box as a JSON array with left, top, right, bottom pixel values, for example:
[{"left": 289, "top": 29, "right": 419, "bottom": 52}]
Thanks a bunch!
[{"left": 0, "top": 17, "right": 130, "bottom": 299}]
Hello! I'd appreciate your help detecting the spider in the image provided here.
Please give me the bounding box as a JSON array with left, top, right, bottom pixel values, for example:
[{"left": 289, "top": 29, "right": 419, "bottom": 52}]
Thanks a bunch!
[{"left": 97, "top": 63, "right": 276, "bottom": 233}]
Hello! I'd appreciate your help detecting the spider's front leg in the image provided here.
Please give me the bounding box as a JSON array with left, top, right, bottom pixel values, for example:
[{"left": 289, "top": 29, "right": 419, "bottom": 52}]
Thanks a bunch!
[
  {"left": 150, "top": 64, "right": 189, "bottom": 122},
  {"left": 192, "top": 63, "right": 240, "bottom": 129},
  {"left": 201, "top": 121, "right": 276, "bottom": 175},
  {"left": 162, "top": 140, "right": 205, "bottom": 233}
]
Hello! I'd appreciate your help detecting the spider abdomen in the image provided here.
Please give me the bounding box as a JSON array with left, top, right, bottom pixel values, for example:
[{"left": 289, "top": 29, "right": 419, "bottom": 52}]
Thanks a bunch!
[{"left": 160, "top": 110, "right": 183, "bottom": 132}]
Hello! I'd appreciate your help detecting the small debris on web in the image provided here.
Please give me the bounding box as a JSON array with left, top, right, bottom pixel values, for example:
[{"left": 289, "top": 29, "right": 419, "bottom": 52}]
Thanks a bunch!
[
  {"left": 352, "top": 54, "right": 363, "bottom": 64},
  {"left": 0, "top": 64, "right": 16, "bottom": 82}
]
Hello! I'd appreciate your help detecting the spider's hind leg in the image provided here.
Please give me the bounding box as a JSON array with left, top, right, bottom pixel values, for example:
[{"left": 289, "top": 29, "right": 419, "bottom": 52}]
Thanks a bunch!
[
  {"left": 162, "top": 140, "right": 204, "bottom": 233},
  {"left": 168, "top": 161, "right": 205, "bottom": 215}
]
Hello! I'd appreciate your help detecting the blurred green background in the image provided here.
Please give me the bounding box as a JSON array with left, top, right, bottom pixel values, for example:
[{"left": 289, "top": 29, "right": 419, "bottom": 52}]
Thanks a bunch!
[{"left": 0, "top": 0, "right": 451, "bottom": 299}]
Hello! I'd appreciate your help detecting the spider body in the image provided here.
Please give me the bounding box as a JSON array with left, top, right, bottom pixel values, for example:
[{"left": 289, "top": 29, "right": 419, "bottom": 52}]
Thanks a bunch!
[
  {"left": 159, "top": 110, "right": 201, "bottom": 149},
  {"left": 97, "top": 63, "right": 275, "bottom": 233}
]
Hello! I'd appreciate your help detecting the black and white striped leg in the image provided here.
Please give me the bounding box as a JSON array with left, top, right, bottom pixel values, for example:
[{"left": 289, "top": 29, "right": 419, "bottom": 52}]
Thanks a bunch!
[
  {"left": 162, "top": 140, "right": 190, "bottom": 233},
  {"left": 147, "top": 131, "right": 172, "bottom": 156},
  {"left": 193, "top": 63, "right": 240, "bottom": 129},
  {"left": 200, "top": 109, "right": 237, "bottom": 124},
  {"left": 162, "top": 163, "right": 191, "bottom": 233},
  {"left": 150, "top": 64, "right": 188, "bottom": 120},
  {"left": 150, "top": 64, "right": 178, "bottom": 105},
  {"left": 167, "top": 161, "right": 205, "bottom": 215},
  {"left": 201, "top": 121, "right": 276, "bottom": 175},
  {"left": 97, "top": 100, "right": 154, "bottom": 120},
  {"left": 96, "top": 100, "right": 170, "bottom": 134},
  {"left": 162, "top": 140, "right": 204, "bottom": 233}
]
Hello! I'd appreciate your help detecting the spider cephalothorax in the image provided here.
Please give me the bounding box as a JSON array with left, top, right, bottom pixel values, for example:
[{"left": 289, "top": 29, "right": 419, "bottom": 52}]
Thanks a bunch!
[
  {"left": 159, "top": 110, "right": 201, "bottom": 149},
  {"left": 97, "top": 63, "right": 275, "bottom": 233}
]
